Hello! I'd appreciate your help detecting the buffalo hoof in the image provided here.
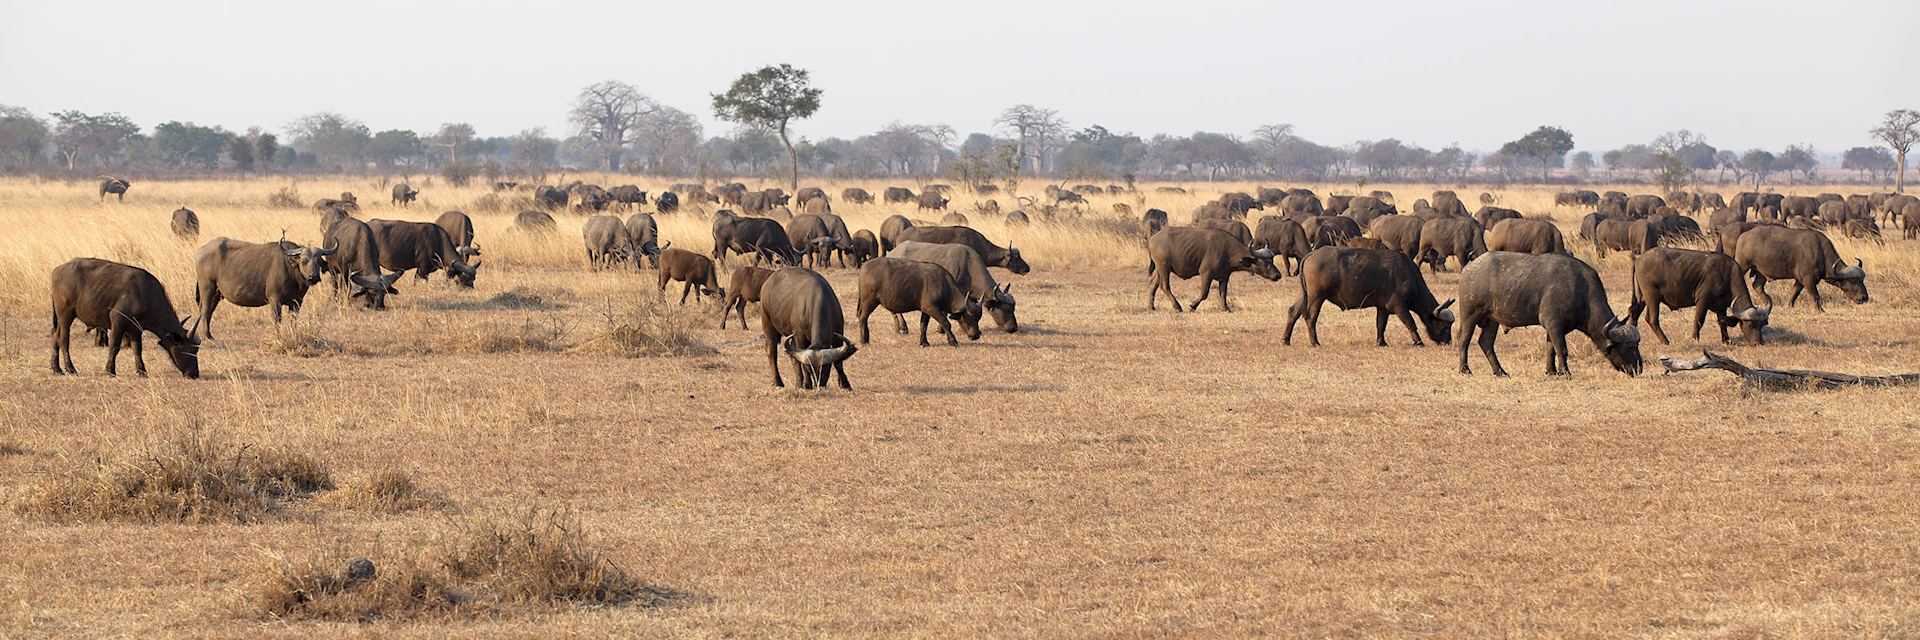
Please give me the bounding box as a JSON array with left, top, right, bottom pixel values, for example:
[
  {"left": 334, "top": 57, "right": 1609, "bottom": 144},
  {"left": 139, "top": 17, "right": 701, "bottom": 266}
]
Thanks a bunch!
[{"left": 1492, "top": 369, "right": 1509, "bottom": 378}]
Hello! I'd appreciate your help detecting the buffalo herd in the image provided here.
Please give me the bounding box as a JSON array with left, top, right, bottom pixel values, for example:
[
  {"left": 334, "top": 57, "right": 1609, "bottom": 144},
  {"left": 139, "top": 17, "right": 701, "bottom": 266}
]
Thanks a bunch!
[{"left": 48, "top": 180, "right": 1894, "bottom": 386}]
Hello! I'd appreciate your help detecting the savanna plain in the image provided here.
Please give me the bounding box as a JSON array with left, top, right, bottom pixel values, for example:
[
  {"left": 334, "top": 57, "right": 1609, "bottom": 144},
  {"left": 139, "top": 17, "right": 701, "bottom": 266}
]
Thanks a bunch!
[{"left": 2, "top": 176, "right": 1918, "bottom": 638}]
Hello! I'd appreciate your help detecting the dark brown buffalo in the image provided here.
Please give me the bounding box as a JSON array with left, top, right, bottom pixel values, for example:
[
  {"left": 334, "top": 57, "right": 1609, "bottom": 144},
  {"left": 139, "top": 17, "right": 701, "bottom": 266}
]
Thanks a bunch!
[
  {"left": 1146, "top": 227, "right": 1282, "bottom": 312},
  {"left": 1666, "top": 191, "right": 1701, "bottom": 213},
  {"left": 1141, "top": 209, "right": 1170, "bottom": 245},
  {"left": 314, "top": 198, "right": 360, "bottom": 214},
  {"left": 855, "top": 257, "right": 982, "bottom": 347},
  {"left": 1278, "top": 194, "right": 1324, "bottom": 219},
  {"left": 1578, "top": 212, "right": 1615, "bottom": 241},
  {"left": 1325, "top": 195, "right": 1355, "bottom": 217},
  {"left": 1707, "top": 208, "right": 1745, "bottom": 235},
  {"left": 1367, "top": 214, "right": 1424, "bottom": 263},
  {"left": 883, "top": 187, "right": 915, "bottom": 204},
  {"left": 391, "top": 183, "right": 419, "bottom": 206},
  {"left": 759, "top": 268, "right": 856, "bottom": 389},
  {"left": 712, "top": 215, "right": 801, "bottom": 267},
  {"left": 323, "top": 217, "right": 401, "bottom": 309},
  {"left": 1303, "top": 215, "right": 1362, "bottom": 249},
  {"left": 1254, "top": 216, "right": 1313, "bottom": 275},
  {"left": 1431, "top": 191, "right": 1470, "bottom": 218},
  {"left": 889, "top": 240, "right": 1018, "bottom": 333},
  {"left": 1625, "top": 194, "right": 1666, "bottom": 218},
  {"left": 1698, "top": 192, "right": 1727, "bottom": 210},
  {"left": 1346, "top": 238, "right": 1387, "bottom": 250},
  {"left": 1191, "top": 202, "right": 1235, "bottom": 222},
  {"left": 625, "top": 213, "right": 666, "bottom": 268},
  {"left": 916, "top": 191, "right": 950, "bottom": 211},
  {"left": 1780, "top": 195, "right": 1820, "bottom": 220},
  {"left": 1816, "top": 200, "right": 1850, "bottom": 226},
  {"left": 1598, "top": 192, "right": 1628, "bottom": 216},
  {"left": 1593, "top": 217, "right": 1638, "bottom": 255},
  {"left": 1732, "top": 225, "right": 1868, "bottom": 311},
  {"left": 1627, "top": 219, "right": 1664, "bottom": 256},
  {"left": 892, "top": 225, "right": 1029, "bottom": 274},
  {"left": 1714, "top": 220, "right": 1778, "bottom": 255},
  {"left": 714, "top": 183, "right": 749, "bottom": 206},
  {"left": 1197, "top": 218, "right": 1253, "bottom": 247},
  {"left": 192, "top": 236, "right": 333, "bottom": 339},
  {"left": 582, "top": 215, "right": 639, "bottom": 270},
  {"left": 434, "top": 211, "right": 479, "bottom": 259},
  {"left": 1257, "top": 187, "right": 1290, "bottom": 206},
  {"left": 368, "top": 220, "right": 481, "bottom": 287},
  {"left": 1343, "top": 196, "right": 1396, "bottom": 226},
  {"left": 787, "top": 214, "right": 840, "bottom": 269},
  {"left": 1215, "top": 192, "right": 1263, "bottom": 217},
  {"left": 171, "top": 207, "right": 199, "bottom": 240},
  {"left": 1647, "top": 213, "right": 1703, "bottom": 240},
  {"left": 720, "top": 266, "right": 776, "bottom": 329},
  {"left": 846, "top": 229, "right": 880, "bottom": 267},
  {"left": 841, "top": 187, "right": 874, "bottom": 204},
  {"left": 657, "top": 247, "right": 724, "bottom": 304},
  {"left": 1455, "top": 252, "right": 1642, "bottom": 377},
  {"left": 97, "top": 175, "right": 131, "bottom": 202},
  {"left": 880, "top": 214, "right": 915, "bottom": 253},
  {"left": 1906, "top": 202, "right": 1920, "bottom": 240},
  {"left": 1283, "top": 247, "right": 1454, "bottom": 347},
  {"left": 1005, "top": 210, "right": 1030, "bottom": 226},
  {"left": 514, "top": 210, "right": 557, "bottom": 234},
  {"left": 534, "top": 185, "right": 568, "bottom": 209},
  {"left": 1416, "top": 217, "right": 1485, "bottom": 272},
  {"left": 1486, "top": 218, "right": 1564, "bottom": 254},
  {"left": 1474, "top": 206, "right": 1522, "bottom": 230},
  {"left": 1627, "top": 247, "right": 1769, "bottom": 345},
  {"left": 654, "top": 191, "right": 680, "bottom": 213},
  {"left": 793, "top": 187, "right": 827, "bottom": 208},
  {"left": 50, "top": 258, "right": 199, "bottom": 378},
  {"left": 608, "top": 185, "right": 648, "bottom": 210}
]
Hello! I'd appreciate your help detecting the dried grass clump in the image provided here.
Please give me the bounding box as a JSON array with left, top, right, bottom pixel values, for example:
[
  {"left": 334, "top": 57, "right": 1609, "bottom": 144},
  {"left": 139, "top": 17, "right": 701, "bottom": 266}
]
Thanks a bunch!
[
  {"left": 575, "top": 297, "right": 716, "bottom": 358},
  {"left": 450, "top": 317, "right": 570, "bottom": 354},
  {"left": 255, "top": 508, "right": 683, "bottom": 622},
  {"left": 261, "top": 316, "right": 343, "bottom": 357},
  {"left": 317, "top": 470, "right": 452, "bottom": 514},
  {"left": 267, "top": 185, "right": 303, "bottom": 208},
  {"left": 17, "top": 429, "right": 333, "bottom": 524}
]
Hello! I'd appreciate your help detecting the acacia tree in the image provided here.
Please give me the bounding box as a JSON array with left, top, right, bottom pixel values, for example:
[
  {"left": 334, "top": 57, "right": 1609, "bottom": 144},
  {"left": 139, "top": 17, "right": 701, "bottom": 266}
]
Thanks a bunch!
[
  {"left": 1499, "top": 125, "right": 1575, "bottom": 181},
  {"left": 49, "top": 111, "right": 139, "bottom": 170},
  {"left": 571, "top": 81, "right": 659, "bottom": 172},
  {"left": 1739, "top": 149, "right": 1776, "bottom": 190},
  {"left": 431, "top": 123, "right": 476, "bottom": 165},
  {"left": 286, "top": 112, "right": 370, "bottom": 169},
  {"left": 712, "top": 64, "right": 821, "bottom": 192},
  {"left": 1870, "top": 109, "right": 1919, "bottom": 192},
  {"left": 0, "top": 105, "right": 47, "bottom": 170},
  {"left": 1842, "top": 146, "right": 1895, "bottom": 183}
]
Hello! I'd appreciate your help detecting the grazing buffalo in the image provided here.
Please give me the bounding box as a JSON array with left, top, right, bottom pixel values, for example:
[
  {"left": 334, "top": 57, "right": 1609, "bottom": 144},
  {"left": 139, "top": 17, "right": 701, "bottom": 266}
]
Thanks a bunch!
[
  {"left": 795, "top": 187, "right": 828, "bottom": 207},
  {"left": 1625, "top": 195, "right": 1666, "bottom": 218},
  {"left": 1779, "top": 195, "right": 1820, "bottom": 220},
  {"left": 97, "top": 176, "right": 132, "bottom": 202},
  {"left": 368, "top": 220, "right": 481, "bottom": 287},
  {"left": 1146, "top": 227, "right": 1282, "bottom": 312},
  {"left": 192, "top": 236, "right": 333, "bottom": 339},
  {"left": 608, "top": 185, "right": 648, "bottom": 211},
  {"left": 314, "top": 198, "right": 360, "bottom": 214},
  {"left": 514, "top": 210, "right": 557, "bottom": 234},
  {"left": 1416, "top": 217, "right": 1486, "bottom": 272},
  {"left": 1626, "top": 219, "right": 1664, "bottom": 257},
  {"left": 1455, "top": 252, "right": 1643, "bottom": 377},
  {"left": 657, "top": 247, "right": 723, "bottom": 304},
  {"left": 1593, "top": 217, "right": 1638, "bottom": 255},
  {"left": 625, "top": 213, "right": 666, "bottom": 268},
  {"left": 1647, "top": 213, "right": 1703, "bottom": 240},
  {"left": 1303, "top": 215, "right": 1362, "bottom": 249},
  {"left": 1906, "top": 202, "right": 1920, "bottom": 239},
  {"left": 1197, "top": 218, "right": 1254, "bottom": 247},
  {"left": 50, "top": 258, "right": 200, "bottom": 378},
  {"left": 1598, "top": 192, "right": 1628, "bottom": 216},
  {"left": 889, "top": 241, "right": 1018, "bottom": 333},
  {"left": 1474, "top": 206, "right": 1522, "bottom": 230},
  {"left": 892, "top": 225, "right": 1029, "bottom": 274},
  {"left": 1283, "top": 246, "right": 1454, "bottom": 347},
  {"left": 1732, "top": 225, "right": 1868, "bottom": 311},
  {"left": 915, "top": 191, "right": 950, "bottom": 211},
  {"left": 1343, "top": 196, "right": 1395, "bottom": 226},
  {"left": 1325, "top": 195, "right": 1355, "bottom": 217},
  {"left": 682, "top": 187, "right": 717, "bottom": 205},
  {"left": 880, "top": 214, "right": 915, "bottom": 253},
  {"left": 1627, "top": 247, "right": 1769, "bottom": 345},
  {"left": 1707, "top": 207, "right": 1746, "bottom": 235},
  {"left": 572, "top": 185, "right": 613, "bottom": 212},
  {"left": 1554, "top": 191, "right": 1598, "bottom": 207},
  {"left": 1216, "top": 192, "right": 1263, "bottom": 217},
  {"left": 1257, "top": 187, "right": 1290, "bottom": 206},
  {"left": 714, "top": 183, "right": 748, "bottom": 206},
  {"left": 654, "top": 191, "right": 680, "bottom": 214},
  {"left": 319, "top": 206, "right": 353, "bottom": 237},
  {"left": 940, "top": 212, "right": 969, "bottom": 226},
  {"left": 1367, "top": 214, "right": 1424, "bottom": 263},
  {"left": 323, "top": 217, "right": 401, "bottom": 309},
  {"left": 1698, "top": 192, "right": 1726, "bottom": 210},
  {"left": 759, "top": 268, "right": 856, "bottom": 389},
  {"left": 883, "top": 187, "right": 916, "bottom": 204},
  {"left": 1666, "top": 191, "right": 1701, "bottom": 213},
  {"left": 583, "top": 215, "right": 640, "bottom": 270},
  {"left": 171, "top": 207, "right": 200, "bottom": 240},
  {"left": 1431, "top": 191, "right": 1470, "bottom": 218},
  {"left": 1816, "top": 200, "right": 1850, "bottom": 226},
  {"left": 1141, "top": 208, "right": 1170, "bottom": 243},
  {"left": 1254, "top": 216, "right": 1313, "bottom": 275},
  {"left": 434, "top": 211, "right": 480, "bottom": 259},
  {"left": 787, "top": 214, "right": 841, "bottom": 269},
  {"left": 1278, "top": 194, "right": 1324, "bottom": 219},
  {"left": 534, "top": 186, "right": 569, "bottom": 209},
  {"left": 720, "top": 266, "right": 776, "bottom": 329},
  {"left": 842, "top": 187, "right": 874, "bottom": 204},
  {"left": 391, "top": 183, "right": 419, "bottom": 206},
  {"left": 712, "top": 215, "right": 801, "bottom": 267},
  {"left": 855, "top": 257, "right": 982, "bottom": 347},
  {"left": 846, "top": 229, "right": 880, "bottom": 267},
  {"left": 1486, "top": 218, "right": 1564, "bottom": 255}
]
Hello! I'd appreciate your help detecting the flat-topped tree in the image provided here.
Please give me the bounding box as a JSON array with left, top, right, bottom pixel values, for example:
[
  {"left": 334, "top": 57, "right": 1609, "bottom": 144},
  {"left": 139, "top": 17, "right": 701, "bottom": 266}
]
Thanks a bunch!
[{"left": 713, "top": 64, "right": 821, "bottom": 193}]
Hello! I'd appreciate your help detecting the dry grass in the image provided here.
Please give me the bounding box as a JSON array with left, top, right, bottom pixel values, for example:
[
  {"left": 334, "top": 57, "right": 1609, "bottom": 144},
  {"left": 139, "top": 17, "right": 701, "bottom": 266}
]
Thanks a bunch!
[
  {"left": 1, "top": 176, "right": 1918, "bottom": 636},
  {"left": 15, "top": 428, "right": 333, "bottom": 524},
  {"left": 316, "top": 470, "right": 451, "bottom": 515}
]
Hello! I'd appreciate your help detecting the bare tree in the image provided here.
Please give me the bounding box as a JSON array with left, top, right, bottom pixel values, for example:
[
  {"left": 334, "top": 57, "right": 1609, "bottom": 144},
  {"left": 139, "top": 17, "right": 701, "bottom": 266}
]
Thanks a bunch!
[
  {"left": 570, "top": 81, "right": 659, "bottom": 172},
  {"left": 995, "top": 105, "right": 1067, "bottom": 175},
  {"left": 1870, "top": 109, "right": 1919, "bottom": 193}
]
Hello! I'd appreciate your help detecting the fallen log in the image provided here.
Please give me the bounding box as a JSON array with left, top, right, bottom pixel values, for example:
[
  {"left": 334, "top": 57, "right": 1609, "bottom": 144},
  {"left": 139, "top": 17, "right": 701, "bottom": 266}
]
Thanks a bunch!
[{"left": 1659, "top": 350, "right": 1920, "bottom": 391}]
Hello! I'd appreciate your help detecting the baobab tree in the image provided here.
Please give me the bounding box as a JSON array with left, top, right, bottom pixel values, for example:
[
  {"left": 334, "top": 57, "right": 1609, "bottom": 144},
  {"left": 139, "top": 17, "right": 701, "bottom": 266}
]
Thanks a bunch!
[{"left": 570, "top": 81, "right": 659, "bottom": 172}]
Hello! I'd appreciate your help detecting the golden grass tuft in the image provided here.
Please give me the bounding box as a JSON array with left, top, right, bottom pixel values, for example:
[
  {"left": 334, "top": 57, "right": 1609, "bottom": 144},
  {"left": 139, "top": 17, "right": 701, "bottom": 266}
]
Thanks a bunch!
[
  {"left": 317, "top": 470, "right": 452, "bottom": 515},
  {"left": 574, "top": 296, "right": 716, "bottom": 358},
  {"left": 255, "top": 508, "right": 683, "bottom": 622},
  {"left": 266, "top": 185, "right": 304, "bottom": 209},
  {"left": 16, "top": 428, "right": 333, "bottom": 524}
]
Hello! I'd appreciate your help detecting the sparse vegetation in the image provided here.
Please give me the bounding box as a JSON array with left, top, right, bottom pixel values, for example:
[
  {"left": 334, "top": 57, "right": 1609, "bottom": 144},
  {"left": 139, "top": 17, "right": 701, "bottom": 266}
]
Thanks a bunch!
[{"left": 17, "top": 428, "right": 333, "bottom": 524}]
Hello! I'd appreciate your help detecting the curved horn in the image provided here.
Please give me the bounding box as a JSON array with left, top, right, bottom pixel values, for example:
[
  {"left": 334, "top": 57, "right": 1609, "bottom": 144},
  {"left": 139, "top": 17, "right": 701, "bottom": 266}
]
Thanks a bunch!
[
  {"left": 1251, "top": 247, "right": 1276, "bottom": 260},
  {"left": 1605, "top": 319, "right": 1641, "bottom": 343},
  {"left": 1434, "top": 299, "right": 1456, "bottom": 321},
  {"left": 1735, "top": 306, "right": 1768, "bottom": 321}
]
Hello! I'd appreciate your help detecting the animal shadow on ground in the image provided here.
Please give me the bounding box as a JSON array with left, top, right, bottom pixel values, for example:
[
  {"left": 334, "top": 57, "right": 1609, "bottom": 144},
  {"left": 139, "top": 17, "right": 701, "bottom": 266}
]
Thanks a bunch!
[{"left": 902, "top": 384, "right": 1067, "bottom": 395}]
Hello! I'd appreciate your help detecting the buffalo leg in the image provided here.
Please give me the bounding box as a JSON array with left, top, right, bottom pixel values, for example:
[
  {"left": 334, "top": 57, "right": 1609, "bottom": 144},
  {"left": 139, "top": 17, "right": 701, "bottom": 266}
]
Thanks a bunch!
[
  {"left": 1750, "top": 274, "right": 1773, "bottom": 308},
  {"left": 936, "top": 312, "right": 957, "bottom": 347},
  {"left": 917, "top": 313, "right": 932, "bottom": 347},
  {"left": 833, "top": 361, "right": 850, "bottom": 390},
  {"left": 1787, "top": 282, "right": 1804, "bottom": 308},
  {"left": 1282, "top": 295, "right": 1307, "bottom": 345},
  {"left": 1395, "top": 308, "right": 1422, "bottom": 346},
  {"left": 1804, "top": 279, "right": 1825, "bottom": 312},
  {"left": 1478, "top": 319, "right": 1507, "bottom": 377},
  {"left": 128, "top": 330, "right": 148, "bottom": 377},
  {"left": 196, "top": 289, "right": 221, "bottom": 340},
  {"left": 1456, "top": 315, "right": 1477, "bottom": 374},
  {"left": 1689, "top": 306, "right": 1709, "bottom": 342},
  {"left": 52, "top": 312, "right": 76, "bottom": 375},
  {"left": 893, "top": 313, "right": 908, "bottom": 335},
  {"left": 1645, "top": 303, "right": 1670, "bottom": 345},
  {"left": 680, "top": 281, "right": 693, "bottom": 305},
  {"left": 1304, "top": 298, "right": 1326, "bottom": 347},
  {"left": 857, "top": 299, "right": 876, "bottom": 344},
  {"left": 1710, "top": 310, "right": 1730, "bottom": 343},
  {"left": 765, "top": 326, "right": 784, "bottom": 388},
  {"left": 1216, "top": 277, "right": 1232, "bottom": 312},
  {"left": 1374, "top": 308, "right": 1390, "bottom": 347},
  {"left": 104, "top": 317, "right": 127, "bottom": 377},
  {"left": 1187, "top": 276, "right": 1212, "bottom": 312},
  {"left": 1545, "top": 325, "right": 1571, "bottom": 376},
  {"left": 1149, "top": 266, "right": 1179, "bottom": 312}
]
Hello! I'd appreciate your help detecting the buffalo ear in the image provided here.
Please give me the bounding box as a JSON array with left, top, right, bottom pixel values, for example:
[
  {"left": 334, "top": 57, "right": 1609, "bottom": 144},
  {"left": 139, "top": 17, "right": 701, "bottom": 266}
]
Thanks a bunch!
[{"left": 1239, "top": 256, "right": 1255, "bottom": 267}]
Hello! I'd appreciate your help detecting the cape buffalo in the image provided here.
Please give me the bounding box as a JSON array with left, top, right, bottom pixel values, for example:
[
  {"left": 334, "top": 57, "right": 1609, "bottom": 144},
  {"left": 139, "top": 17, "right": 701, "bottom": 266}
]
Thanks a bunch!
[
  {"left": 795, "top": 187, "right": 828, "bottom": 207},
  {"left": 171, "top": 207, "right": 200, "bottom": 240},
  {"left": 1147, "top": 227, "right": 1282, "bottom": 312},
  {"left": 883, "top": 187, "right": 915, "bottom": 204},
  {"left": 1278, "top": 194, "right": 1324, "bottom": 219},
  {"left": 1627, "top": 247, "right": 1769, "bottom": 345},
  {"left": 1416, "top": 217, "right": 1486, "bottom": 272},
  {"left": 1343, "top": 196, "right": 1396, "bottom": 226},
  {"left": 50, "top": 258, "right": 199, "bottom": 378},
  {"left": 534, "top": 186, "right": 568, "bottom": 209},
  {"left": 515, "top": 210, "right": 557, "bottom": 234},
  {"left": 1779, "top": 195, "right": 1820, "bottom": 220},
  {"left": 1216, "top": 192, "right": 1263, "bottom": 217},
  {"left": 608, "top": 185, "right": 647, "bottom": 211},
  {"left": 841, "top": 187, "right": 873, "bottom": 204},
  {"left": 323, "top": 217, "right": 402, "bottom": 309},
  {"left": 655, "top": 191, "right": 680, "bottom": 214},
  {"left": 1486, "top": 218, "right": 1564, "bottom": 255},
  {"left": 787, "top": 214, "right": 840, "bottom": 269},
  {"left": 940, "top": 212, "right": 969, "bottom": 226},
  {"left": 583, "top": 215, "right": 640, "bottom": 270},
  {"left": 712, "top": 215, "right": 801, "bottom": 267},
  {"left": 1284, "top": 246, "right": 1454, "bottom": 347},
  {"left": 760, "top": 268, "right": 856, "bottom": 389},
  {"left": 368, "top": 220, "right": 482, "bottom": 287},
  {"left": 1431, "top": 191, "right": 1470, "bottom": 218},
  {"left": 916, "top": 191, "right": 950, "bottom": 211},
  {"left": 1732, "top": 225, "right": 1868, "bottom": 311},
  {"left": 319, "top": 206, "right": 353, "bottom": 237},
  {"left": 625, "top": 213, "right": 666, "bottom": 268},
  {"left": 880, "top": 215, "right": 915, "bottom": 253},
  {"left": 391, "top": 183, "right": 419, "bottom": 206},
  {"left": 720, "top": 266, "right": 776, "bottom": 329},
  {"left": 1474, "top": 206, "right": 1521, "bottom": 230},
  {"left": 98, "top": 176, "right": 132, "bottom": 202},
  {"left": 657, "top": 247, "right": 723, "bottom": 304},
  {"left": 846, "top": 229, "right": 880, "bottom": 268},
  {"left": 1367, "top": 214, "right": 1424, "bottom": 263},
  {"left": 434, "top": 211, "right": 480, "bottom": 259},
  {"left": 1303, "top": 216, "right": 1362, "bottom": 249},
  {"left": 1254, "top": 216, "right": 1313, "bottom": 276},
  {"left": 889, "top": 240, "right": 1018, "bottom": 333},
  {"left": 192, "top": 236, "right": 334, "bottom": 339},
  {"left": 1197, "top": 218, "right": 1254, "bottom": 247},
  {"left": 1325, "top": 195, "right": 1355, "bottom": 217},
  {"left": 1593, "top": 217, "right": 1638, "bottom": 255},
  {"left": 1005, "top": 210, "right": 1030, "bottom": 226},
  {"left": 855, "top": 257, "right": 982, "bottom": 347},
  {"left": 892, "top": 225, "right": 1029, "bottom": 274},
  {"left": 1455, "top": 252, "right": 1643, "bottom": 378}
]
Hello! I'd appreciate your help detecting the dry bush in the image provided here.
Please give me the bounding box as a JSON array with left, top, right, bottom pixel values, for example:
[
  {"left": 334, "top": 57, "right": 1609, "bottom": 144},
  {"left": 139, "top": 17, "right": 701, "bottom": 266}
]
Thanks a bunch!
[
  {"left": 417, "top": 286, "right": 570, "bottom": 311},
  {"left": 574, "top": 297, "right": 716, "bottom": 358},
  {"left": 447, "top": 317, "right": 571, "bottom": 354},
  {"left": 16, "top": 428, "right": 334, "bottom": 524},
  {"left": 260, "top": 310, "right": 344, "bottom": 357},
  {"left": 267, "top": 185, "right": 303, "bottom": 208},
  {"left": 318, "top": 470, "right": 452, "bottom": 515},
  {"left": 255, "top": 508, "right": 683, "bottom": 622}
]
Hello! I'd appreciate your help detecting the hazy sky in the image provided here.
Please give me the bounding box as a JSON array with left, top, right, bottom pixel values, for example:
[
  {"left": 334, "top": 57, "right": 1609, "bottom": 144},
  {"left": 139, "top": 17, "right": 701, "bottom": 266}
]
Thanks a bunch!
[{"left": 3, "top": 0, "right": 1915, "bottom": 154}]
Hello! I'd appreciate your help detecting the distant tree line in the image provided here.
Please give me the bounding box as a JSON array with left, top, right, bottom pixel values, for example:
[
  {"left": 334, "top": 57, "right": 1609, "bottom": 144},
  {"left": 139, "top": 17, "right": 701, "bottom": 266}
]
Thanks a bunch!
[{"left": 0, "top": 83, "right": 1913, "bottom": 191}]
